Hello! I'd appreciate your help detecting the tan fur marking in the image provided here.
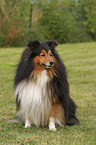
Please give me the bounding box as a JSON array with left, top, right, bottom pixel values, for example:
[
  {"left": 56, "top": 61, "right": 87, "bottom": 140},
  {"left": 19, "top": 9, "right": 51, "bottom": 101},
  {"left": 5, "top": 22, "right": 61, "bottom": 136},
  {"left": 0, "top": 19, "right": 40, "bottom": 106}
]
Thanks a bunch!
[
  {"left": 33, "top": 56, "right": 44, "bottom": 71},
  {"left": 50, "top": 102, "right": 65, "bottom": 125},
  {"left": 48, "top": 50, "right": 52, "bottom": 55},
  {"left": 41, "top": 50, "right": 46, "bottom": 54}
]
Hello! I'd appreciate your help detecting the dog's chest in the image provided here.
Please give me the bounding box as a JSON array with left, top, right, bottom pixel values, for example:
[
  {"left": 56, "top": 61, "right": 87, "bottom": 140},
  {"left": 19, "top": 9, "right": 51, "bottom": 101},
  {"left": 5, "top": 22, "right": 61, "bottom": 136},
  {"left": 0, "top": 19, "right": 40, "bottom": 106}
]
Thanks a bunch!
[
  {"left": 15, "top": 70, "right": 52, "bottom": 126},
  {"left": 26, "top": 70, "right": 50, "bottom": 103}
]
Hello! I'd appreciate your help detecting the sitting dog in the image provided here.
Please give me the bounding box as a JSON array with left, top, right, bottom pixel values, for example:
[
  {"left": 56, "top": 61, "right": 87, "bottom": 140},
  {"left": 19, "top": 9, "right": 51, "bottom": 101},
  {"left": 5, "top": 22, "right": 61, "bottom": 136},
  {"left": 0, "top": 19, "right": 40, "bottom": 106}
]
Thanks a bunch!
[{"left": 12, "top": 40, "right": 79, "bottom": 131}]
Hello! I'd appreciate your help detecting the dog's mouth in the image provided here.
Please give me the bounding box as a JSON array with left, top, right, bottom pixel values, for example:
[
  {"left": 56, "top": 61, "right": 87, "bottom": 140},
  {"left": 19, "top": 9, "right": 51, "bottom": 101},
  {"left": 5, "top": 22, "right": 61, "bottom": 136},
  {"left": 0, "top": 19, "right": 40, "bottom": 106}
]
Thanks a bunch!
[{"left": 41, "top": 62, "right": 54, "bottom": 68}]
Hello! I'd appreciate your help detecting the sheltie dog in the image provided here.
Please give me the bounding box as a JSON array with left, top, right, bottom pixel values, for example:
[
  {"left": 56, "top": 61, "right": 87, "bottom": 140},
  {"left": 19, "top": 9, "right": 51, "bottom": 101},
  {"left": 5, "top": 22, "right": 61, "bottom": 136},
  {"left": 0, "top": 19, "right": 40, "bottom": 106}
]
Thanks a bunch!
[{"left": 12, "top": 40, "right": 79, "bottom": 131}]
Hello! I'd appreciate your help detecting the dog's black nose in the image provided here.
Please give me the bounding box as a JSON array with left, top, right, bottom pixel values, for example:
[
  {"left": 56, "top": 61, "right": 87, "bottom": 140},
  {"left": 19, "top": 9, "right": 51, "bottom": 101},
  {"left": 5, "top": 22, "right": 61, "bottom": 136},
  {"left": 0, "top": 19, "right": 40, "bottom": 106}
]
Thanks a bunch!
[{"left": 50, "top": 61, "right": 54, "bottom": 66}]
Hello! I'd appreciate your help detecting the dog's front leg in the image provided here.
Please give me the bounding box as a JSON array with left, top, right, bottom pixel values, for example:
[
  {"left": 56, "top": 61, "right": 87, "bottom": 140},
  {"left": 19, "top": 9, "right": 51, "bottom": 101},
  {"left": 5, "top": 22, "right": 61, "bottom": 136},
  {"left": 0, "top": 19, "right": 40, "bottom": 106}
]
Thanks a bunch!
[
  {"left": 49, "top": 102, "right": 57, "bottom": 131},
  {"left": 49, "top": 117, "right": 56, "bottom": 131},
  {"left": 49, "top": 102, "right": 64, "bottom": 131},
  {"left": 25, "top": 110, "right": 31, "bottom": 128}
]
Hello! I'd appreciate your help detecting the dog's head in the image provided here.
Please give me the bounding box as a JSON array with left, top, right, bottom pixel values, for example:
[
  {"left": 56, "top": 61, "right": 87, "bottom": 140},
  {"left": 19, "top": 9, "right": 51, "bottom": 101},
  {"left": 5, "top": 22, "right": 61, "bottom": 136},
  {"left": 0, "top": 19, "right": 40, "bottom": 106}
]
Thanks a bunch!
[{"left": 27, "top": 40, "right": 58, "bottom": 69}]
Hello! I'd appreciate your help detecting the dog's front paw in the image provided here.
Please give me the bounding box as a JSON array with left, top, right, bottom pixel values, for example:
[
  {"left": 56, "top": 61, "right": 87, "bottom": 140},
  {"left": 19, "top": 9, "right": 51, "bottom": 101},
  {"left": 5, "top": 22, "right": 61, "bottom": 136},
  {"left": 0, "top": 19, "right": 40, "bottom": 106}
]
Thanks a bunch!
[
  {"left": 25, "top": 119, "right": 31, "bottom": 128},
  {"left": 49, "top": 117, "right": 57, "bottom": 131},
  {"left": 49, "top": 126, "right": 57, "bottom": 131},
  {"left": 25, "top": 123, "right": 31, "bottom": 128}
]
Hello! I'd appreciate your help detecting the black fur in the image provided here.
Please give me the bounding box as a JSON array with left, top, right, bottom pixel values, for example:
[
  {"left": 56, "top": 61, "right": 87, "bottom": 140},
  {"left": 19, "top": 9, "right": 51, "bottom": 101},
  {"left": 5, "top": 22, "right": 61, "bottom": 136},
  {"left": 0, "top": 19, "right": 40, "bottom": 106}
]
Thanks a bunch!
[
  {"left": 14, "top": 40, "right": 79, "bottom": 126},
  {"left": 47, "top": 40, "right": 79, "bottom": 125}
]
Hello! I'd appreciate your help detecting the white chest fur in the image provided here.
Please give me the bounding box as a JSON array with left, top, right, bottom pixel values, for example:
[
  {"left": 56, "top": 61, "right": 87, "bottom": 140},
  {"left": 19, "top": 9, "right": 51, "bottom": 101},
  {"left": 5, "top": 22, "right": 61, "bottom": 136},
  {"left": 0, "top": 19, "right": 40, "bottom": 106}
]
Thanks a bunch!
[{"left": 15, "top": 70, "right": 52, "bottom": 127}]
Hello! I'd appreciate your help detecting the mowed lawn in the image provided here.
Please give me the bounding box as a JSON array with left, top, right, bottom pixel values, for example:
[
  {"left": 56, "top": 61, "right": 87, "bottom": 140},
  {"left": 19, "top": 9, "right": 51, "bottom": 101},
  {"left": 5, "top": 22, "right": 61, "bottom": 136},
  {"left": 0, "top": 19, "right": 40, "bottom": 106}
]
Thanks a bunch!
[{"left": 0, "top": 42, "right": 96, "bottom": 145}]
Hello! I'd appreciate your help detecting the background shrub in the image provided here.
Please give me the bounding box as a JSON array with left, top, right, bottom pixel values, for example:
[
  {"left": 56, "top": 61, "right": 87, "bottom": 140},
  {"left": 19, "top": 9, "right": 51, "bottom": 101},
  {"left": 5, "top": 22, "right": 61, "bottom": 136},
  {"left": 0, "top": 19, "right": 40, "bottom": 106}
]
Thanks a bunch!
[
  {"left": 0, "top": 0, "right": 96, "bottom": 47},
  {"left": 0, "top": 34, "right": 6, "bottom": 47}
]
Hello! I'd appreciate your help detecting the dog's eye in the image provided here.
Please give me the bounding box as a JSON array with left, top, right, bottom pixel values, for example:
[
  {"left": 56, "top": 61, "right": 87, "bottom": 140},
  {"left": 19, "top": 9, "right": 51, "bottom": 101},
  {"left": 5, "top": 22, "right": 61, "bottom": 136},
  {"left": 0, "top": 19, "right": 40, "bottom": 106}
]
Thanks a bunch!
[{"left": 40, "top": 54, "right": 45, "bottom": 57}]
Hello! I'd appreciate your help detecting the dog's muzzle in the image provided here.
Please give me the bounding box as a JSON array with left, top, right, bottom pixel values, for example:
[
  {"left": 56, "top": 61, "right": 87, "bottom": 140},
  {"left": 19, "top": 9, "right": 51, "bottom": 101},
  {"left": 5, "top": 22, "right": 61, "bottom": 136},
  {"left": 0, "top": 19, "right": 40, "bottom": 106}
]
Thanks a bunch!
[{"left": 42, "top": 61, "right": 54, "bottom": 68}]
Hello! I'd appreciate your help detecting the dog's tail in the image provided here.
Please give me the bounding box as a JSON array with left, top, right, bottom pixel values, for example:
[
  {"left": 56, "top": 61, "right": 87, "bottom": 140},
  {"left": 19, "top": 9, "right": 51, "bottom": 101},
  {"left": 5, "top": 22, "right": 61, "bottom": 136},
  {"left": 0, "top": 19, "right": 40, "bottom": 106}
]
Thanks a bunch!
[{"left": 9, "top": 116, "right": 22, "bottom": 124}]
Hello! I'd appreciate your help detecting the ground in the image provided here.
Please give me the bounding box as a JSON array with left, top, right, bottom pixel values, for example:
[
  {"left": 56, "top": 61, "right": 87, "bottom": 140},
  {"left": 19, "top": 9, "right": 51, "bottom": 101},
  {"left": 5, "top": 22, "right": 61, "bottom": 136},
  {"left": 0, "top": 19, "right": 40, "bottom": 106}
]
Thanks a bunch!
[{"left": 0, "top": 42, "right": 96, "bottom": 145}]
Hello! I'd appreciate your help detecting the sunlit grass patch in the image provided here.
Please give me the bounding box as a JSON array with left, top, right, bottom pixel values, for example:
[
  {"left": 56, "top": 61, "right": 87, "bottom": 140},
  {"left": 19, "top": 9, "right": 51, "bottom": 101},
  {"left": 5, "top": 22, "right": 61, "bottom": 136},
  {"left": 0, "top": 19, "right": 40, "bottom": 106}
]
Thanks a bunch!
[{"left": 0, "top": 42, "right": 96, "bottom": 144}]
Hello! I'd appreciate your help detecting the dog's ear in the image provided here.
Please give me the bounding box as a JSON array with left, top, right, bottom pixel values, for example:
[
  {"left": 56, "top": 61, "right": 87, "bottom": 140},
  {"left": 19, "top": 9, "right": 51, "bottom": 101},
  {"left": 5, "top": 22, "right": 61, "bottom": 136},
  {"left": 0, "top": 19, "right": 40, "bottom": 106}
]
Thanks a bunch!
[
  {"left": 46, "top": 40, "right": 58, "bottom": 50},
  {"left": 27, "top": 40, "right": 40, "bottom": 50}
]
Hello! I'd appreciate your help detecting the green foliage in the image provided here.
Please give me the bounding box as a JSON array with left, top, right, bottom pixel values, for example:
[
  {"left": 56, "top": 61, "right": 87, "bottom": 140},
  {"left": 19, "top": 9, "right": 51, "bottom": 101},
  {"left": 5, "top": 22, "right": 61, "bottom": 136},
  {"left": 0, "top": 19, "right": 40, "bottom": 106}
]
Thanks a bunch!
[
  {"left": 0, "top": 34, "right": 6, "bottom": 47},
  {"left": 0, "top": 0, "right": 30, "bottom": 46},
  {"left": 0, "top": 0, "right": 96, "bottom": 47},
  {"left": 26, "top": 28, "right": 44, "bottom": 42},
  {"left": 83, "top": 0, "right": 96, "bottom": 38},
  {"left": 39, "top": 1, "right": 75, "bottom": 42},
  {"left": 0, "top": 42, "right": 96, "bottom": 144},
  {"left": 39, "top": 0, "right": 91, "bottom": 43},
  {"left": 11, "top": 27, "right": 45, "bottom": 47}
]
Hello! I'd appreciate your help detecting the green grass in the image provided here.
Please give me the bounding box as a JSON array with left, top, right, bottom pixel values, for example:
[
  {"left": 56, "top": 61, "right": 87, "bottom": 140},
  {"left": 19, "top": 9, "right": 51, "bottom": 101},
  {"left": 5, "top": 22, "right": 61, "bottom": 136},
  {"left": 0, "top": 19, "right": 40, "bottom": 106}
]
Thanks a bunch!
[{"left": 0, "top": 42, "right": 96, "bottom": 145}]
